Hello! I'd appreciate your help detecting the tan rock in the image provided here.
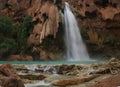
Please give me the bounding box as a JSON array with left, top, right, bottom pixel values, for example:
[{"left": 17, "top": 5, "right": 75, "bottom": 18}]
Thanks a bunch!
[
  {"left": 20, "top": 74, "right": 47, "bottom": 80},
  {"left": 0, "top": 64, "right": 18, "bottom": 77},
  {"left": 0, "top": 0, "right": 63, "bottom": 45},
  {"left": 52, "top": 75, "right": 99, "bottom": 86},
  {"left": 8, "top": 55, "right": 33, "bottom": 61},
  {"left": 89, "top": 75, "right": 120, "bottom": 87},
  {"left": 27, "top": 0, "right": 60, "bottom": 45},
  {"left": 40, "top": 50, "right": 49, "bottom": 60},
  {"left": 99, "top": 6, "right": 120, "bottom": 20},
  {"left": 3, "top": 77, "right": 25, "bottom": 87}
]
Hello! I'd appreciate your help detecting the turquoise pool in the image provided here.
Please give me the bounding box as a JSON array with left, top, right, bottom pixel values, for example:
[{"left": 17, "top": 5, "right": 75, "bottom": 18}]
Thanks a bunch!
[{"left": 0, "top": 60, "right": 107, "bottom": 65}]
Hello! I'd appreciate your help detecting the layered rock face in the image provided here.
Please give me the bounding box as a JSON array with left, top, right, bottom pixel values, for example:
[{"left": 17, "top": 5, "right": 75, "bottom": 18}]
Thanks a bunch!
[
  {"left": 0, "top": 0, "right": 64, "bottom": 45},
  {"left": 0, "top": 0, "right": 64, "bottom": 60},
  {"left": 68, "top": 0, "right": 120, "bottom": 58},
  {"left": 0, "top": 0, "right": 120, "bottom": 59},
  {"left": 27, "top": 0, "right": 60, "bottom": 45}
]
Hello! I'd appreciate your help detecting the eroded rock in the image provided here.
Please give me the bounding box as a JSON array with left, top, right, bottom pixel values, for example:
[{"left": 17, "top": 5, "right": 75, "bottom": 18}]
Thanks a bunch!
[
  {"left": 2, "top": 77, "right": 25, "bottom": 87},
  {"left": 68, "top": 0, "right": 120, "bottom": 55},
  {"left": 0, "top": 0, "right": 64, "bottom": 45},
  {"left": 0, "top": 64, "right": 18, "bottom": 77},
  {"left": 8, "top": 55, "right": 33, "bottom": 61},
  {"left": 52, "top": 75, "right": 99, "bottom": 86},
  {"left": 89, "top": 75, "right": 120, "bottom": 87}
]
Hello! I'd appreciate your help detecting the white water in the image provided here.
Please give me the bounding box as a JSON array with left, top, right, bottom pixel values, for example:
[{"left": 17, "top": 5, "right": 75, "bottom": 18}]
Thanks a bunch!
[
  {"left": 25, "top": 81, "right": 50, "bottom": 87},
  {"left": 63, "top": 2, "right": 89, "bottom": 61}
]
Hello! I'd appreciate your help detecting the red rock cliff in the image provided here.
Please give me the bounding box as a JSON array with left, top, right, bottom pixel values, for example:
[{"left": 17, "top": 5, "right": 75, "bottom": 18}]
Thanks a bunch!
[
  {"left": 68, "top": 0, "right": 120, "bottom": 58},
  {"left": 0, "top": 0, "right": 64, "bottom": 45}
]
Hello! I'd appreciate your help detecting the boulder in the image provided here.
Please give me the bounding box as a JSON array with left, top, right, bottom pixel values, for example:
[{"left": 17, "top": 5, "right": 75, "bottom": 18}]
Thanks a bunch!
[
  {"left": 0, "top": 64, "right": 18, "bottom": 77},
  {"left": 2, "top": 77, "right": 25, "bottom": 87},
  {"left": 52, "top": 75, "right": 99, "bottom": 86},
  {"left": 89, "top": 75, "right": 120, "bottom": 87}
]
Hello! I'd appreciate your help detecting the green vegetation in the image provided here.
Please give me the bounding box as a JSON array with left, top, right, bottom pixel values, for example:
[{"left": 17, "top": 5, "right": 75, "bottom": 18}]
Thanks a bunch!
[{"left": 0, "top": 16, "right": 33, "bottom": 58}]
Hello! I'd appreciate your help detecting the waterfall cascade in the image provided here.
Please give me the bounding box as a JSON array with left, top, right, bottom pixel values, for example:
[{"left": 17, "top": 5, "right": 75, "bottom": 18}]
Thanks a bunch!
[{"left": 63, "top": 2, "right": 90, "bottom": 61}]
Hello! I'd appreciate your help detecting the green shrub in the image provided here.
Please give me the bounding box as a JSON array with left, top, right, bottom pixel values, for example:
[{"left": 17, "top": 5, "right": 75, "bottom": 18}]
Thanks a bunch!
[
  {"left": 17, "top": 15, "right": 33, "bottom": 53},
  {"left": 0, "top": 17, "right": 15, "bottom": 37},
  {"left": 0, "top": 16, "right": 33, "bottom": 57}
]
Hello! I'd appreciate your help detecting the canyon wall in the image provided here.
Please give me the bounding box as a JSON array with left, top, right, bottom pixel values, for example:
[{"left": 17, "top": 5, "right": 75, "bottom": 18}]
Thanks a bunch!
[
  {"left": 0, "top": 0, "right": 120, "bottom": 60},
  {"left": 68, "top": 0, "right": 120, "bottom": 58},
  {"left": 0, "top": 0, "right": 64, "bottom": 60}
]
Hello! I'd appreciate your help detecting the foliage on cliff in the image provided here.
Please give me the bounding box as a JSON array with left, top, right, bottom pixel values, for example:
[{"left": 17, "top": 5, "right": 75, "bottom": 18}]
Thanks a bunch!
[
  {"left": 0, "top": 16, "right": 33, "bottom": 58},
  {"left": 0, "top": 0, "right": 64, "bottom": 60}
]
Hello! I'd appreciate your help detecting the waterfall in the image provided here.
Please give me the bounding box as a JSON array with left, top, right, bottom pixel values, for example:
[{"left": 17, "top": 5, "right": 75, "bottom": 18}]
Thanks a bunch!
[{"left": 63, "top": 2, "right": 90, "bottom": 61}]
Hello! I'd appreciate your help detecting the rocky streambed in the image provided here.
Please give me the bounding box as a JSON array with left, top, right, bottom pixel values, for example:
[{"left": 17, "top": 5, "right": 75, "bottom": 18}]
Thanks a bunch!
[{"left": 0, "top": 58, "right": 120, "bottom": 87}]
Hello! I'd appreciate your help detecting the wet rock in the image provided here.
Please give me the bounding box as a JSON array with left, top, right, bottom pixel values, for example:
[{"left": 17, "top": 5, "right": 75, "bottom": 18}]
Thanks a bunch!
[
  {"left": 57, "top": 64, "right": 82, "bottom": 75},
  {"left": 2, "top": 77, "right": 25, "bottom": 87},
  {"left": 88, "top": 75, "right": 120, "bottom": 87},
  {"left": 19, "top": 74, "right": 47, "bottom": 80},
  {"left": 0, "top": 64, "right": 18, "bottom": 77},
  {"left": 90, "top": 58, "right": 120, "bottom": 75},
  {"left": 52, "top": 75, "right": 99, "bottom": 86},
  {"left": 0, "top": 64, "right": 24, "bottom": 87},
  {"left": 44, "top": 74, "right": 71, "bottom": 83},
  {"left": 8, "top": 55, "right": 33, "bottom": 61}
]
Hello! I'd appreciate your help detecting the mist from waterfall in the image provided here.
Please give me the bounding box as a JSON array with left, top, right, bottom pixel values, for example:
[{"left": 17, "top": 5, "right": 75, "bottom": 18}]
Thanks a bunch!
[{"left": 63, "top": 2, "right": 90, "bottom": 61}]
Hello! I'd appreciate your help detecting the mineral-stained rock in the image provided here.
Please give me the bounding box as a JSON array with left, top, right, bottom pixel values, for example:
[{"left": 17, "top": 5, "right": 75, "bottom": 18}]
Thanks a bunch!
[
  {"left": 27, "top": 0, "right": 63, "bottom": 45},
  {"left": 8, "top": 55, "right": 33, "bottom": 61}
]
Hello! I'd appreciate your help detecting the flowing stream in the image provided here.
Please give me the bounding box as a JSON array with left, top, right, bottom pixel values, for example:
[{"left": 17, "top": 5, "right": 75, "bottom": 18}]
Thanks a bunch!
[{"left": 63, "top": 2, "right": 90, "bottom": 61}]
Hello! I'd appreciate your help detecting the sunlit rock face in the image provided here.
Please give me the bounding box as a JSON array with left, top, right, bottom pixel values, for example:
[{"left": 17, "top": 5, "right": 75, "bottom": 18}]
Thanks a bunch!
[
  {"left": 69, "top": 0, "right": 120, "bottom": 36},
  {"left": 27, "top": 0, "right": 64, "bottom": 45},
  {"left": 68, "top": 0, "right": 120, "bottom": 58},
  {"left": 68, "top": 0, "right": 120, "bottom": 38},
  {"left": 0, "top": 0, "right": 64, "bottom": 45},
  {"left": 68, "top": 0, "right": 120, "bottom": 19},
  {"left": 0, "top": 0, "right": 64, "bottom": 61}
]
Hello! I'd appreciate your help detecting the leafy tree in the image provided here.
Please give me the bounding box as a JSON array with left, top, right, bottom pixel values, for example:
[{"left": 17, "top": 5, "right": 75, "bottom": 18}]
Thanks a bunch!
[
  {"left": 0, "top": 17, "right": 15, "bottom": 37},
  {"left": 0, "top": 17, "right": 17, "bottom": 57},
  {"left": 0, "top": 16, "right": 33, "bottom": 58},
  {"left": 17, "top": 15, "right": 33, "bottom": 54}
]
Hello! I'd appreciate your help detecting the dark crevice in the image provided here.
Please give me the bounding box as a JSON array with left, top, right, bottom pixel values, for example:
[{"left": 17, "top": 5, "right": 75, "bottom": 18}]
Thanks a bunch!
[
  {"left": 85, "top": 11, "right": 97, "bottom": 19},
  {"left": 94, "top": 0, "right": 109, "bottom": 7}
]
